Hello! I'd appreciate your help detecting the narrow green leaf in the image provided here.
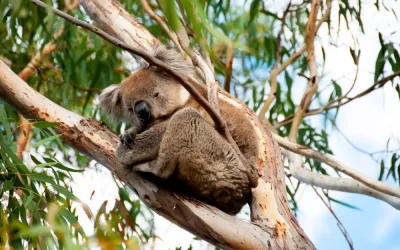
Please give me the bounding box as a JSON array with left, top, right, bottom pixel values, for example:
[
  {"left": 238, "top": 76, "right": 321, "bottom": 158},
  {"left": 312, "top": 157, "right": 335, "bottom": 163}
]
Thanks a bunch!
[
  {"left": 374, "top": 46, "right": 386, "bottom": 82},
  {"left": 43, "top": 157, "right": 84, "bottom": 173},
  {"left": 330, "top": 197, "right": 361, "bottom": 210},
  {"left": 29, "top": 174, "right": 55, "bottom": 184},
  {"left": 32, "top": 134, "right": 61, "bottom": 148},
  {"left": 32, "top": 121, "right": 59, "bottom": 129},
  {"left": 53, "top": 185, "right": 81, "bottom": 202},
  {"left": 378, "top": 160, "right": 385, "bottom": 181},
  {"left": 0, "top": 106, "right": 12, "bottom": 144},
  {"left": 249, "top": 0, "right": 261, "bottom": 25},
  {"left": 58, "top": 207, "right": 86, "bottom": 237},
  {"left": 159, "top": 0, "right": 181, "bottom": 31}
]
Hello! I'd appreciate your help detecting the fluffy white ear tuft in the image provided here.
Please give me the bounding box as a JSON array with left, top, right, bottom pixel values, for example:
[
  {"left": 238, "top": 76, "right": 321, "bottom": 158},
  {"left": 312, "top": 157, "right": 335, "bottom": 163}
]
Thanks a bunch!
[
  {"left": 99, "top": 84, "right": 125, "bottom": 122},
  {"left": 178, "top": 85, "right": 190, "bottom": 105},
  {"left": 148, "top": 44, "right": 195, "bottom": 78}
]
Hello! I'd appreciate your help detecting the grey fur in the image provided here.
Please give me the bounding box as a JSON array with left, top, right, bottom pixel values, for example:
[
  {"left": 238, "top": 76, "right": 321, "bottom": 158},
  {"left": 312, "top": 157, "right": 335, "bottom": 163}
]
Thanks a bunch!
[
  {"left": 146, "top": 44, "right": 194, "bottom": 78},
  {"left": 116, "top": 108, "right": 251, "bottom": 214}
]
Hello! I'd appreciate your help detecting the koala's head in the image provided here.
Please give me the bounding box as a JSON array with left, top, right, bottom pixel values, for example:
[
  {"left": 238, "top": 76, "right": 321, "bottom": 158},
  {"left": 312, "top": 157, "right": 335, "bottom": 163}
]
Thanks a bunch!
[{"left": 99, "top": 44, "right": 194, "bottom": 132}]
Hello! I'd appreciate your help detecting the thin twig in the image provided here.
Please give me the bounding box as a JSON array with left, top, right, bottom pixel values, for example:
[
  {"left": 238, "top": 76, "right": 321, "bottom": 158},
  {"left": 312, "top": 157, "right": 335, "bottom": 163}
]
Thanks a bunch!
[
  {"left": 343, "top": 61, "right": 359, "bottom": 97},
  {"left": 258, "top": 2, "right": 291, "bottom": 121},
  {"left": 140, "top": 0, "right": 185, "bottom": 55},
  {"left": 224, "top": 45, "right": 234, "bottom": 93},
  {"left": 275, "top": 71, "right": 400, "bottom": 128},
  {"left": 312, "top": 187, "right": 354, "bottom": 250}
]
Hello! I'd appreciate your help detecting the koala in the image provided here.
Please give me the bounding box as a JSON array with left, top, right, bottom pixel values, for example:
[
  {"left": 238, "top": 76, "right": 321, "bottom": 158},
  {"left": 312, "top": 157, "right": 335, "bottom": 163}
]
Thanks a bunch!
[{"left": 99, "top": 45, "right": 260, "bottom": 215}]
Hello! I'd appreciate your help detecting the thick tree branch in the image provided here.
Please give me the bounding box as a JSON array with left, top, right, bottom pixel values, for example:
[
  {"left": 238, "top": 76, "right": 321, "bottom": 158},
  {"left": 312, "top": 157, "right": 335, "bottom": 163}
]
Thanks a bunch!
[{"left": 275, "top": 134, "right": 400, "bottom": 199}]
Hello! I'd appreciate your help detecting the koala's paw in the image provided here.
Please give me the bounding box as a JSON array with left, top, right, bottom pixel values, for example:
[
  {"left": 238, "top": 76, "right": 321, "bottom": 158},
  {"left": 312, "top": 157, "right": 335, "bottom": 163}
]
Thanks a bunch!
[
  {"left": 119, "top": 130, "right": 137, "bottom": 147},
  {"left": 116, "top": 142, "right": 133, "bottom": 166}
]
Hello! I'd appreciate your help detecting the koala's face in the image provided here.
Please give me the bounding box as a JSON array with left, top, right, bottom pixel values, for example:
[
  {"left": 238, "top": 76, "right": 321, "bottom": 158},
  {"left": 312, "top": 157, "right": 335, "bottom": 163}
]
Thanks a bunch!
[{"left": 99, "top": 67, "right": 190, "bottom": 132}]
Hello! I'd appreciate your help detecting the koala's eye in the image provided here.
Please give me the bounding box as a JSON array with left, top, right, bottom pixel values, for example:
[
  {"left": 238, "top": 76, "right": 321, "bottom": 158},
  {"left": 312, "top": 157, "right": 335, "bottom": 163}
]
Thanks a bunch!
[
  {"left": 154, "top": 92, "right": 159, "bottom": 98},
  {"left": 128, "top": 108, "right": 133, "bottom": 112}
]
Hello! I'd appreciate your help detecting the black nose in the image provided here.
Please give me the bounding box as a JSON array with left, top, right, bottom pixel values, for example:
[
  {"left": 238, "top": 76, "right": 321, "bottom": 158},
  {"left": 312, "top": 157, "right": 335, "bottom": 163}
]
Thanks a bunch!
[{"left": 135, "top": 101, "right": 151, "bottom": 121}]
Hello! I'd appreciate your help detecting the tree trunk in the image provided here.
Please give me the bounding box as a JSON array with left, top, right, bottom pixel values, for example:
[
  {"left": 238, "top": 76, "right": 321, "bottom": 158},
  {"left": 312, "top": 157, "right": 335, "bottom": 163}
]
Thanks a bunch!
[{"left": 0, "top": 0, "right": 315, "bottom": 248}]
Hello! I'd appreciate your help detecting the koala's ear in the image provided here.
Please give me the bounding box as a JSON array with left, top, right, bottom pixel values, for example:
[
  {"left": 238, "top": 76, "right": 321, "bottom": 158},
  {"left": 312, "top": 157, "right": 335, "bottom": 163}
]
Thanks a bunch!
[{"left": 99, "top": 84, "right": 125, "bottom": 122}]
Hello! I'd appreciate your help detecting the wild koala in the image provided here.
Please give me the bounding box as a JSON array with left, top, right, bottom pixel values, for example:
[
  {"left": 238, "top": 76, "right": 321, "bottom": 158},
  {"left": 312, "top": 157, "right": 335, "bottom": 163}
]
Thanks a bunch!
[{"left": 99, "top": 45, "right": 259, "bottom": 215}]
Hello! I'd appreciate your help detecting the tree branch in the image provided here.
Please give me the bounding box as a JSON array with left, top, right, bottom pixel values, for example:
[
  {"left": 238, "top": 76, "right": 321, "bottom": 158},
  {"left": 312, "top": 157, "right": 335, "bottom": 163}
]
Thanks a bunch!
[
  {"left": 288, "top": 0, "right": 321, "bottom": 142},
  {"left": 275, "top": 134, "right": 400, "bottom": 199},
  {"left": 258, "top": 2, "right": 291, "bottom": 123},
  {"left": 275, "top": 71, "right": 400, "bottom": 128},
  {"left": 224, "top": 45, "right": 234, "bottom": 93},
  {"left": 280, "top": 148, "right": 400, "bottom": 210},
  {"left": 312, "top": 187, "right": 354, "bottom": 250},
  {"left": 140, "top": 0, "right": 185, "bottom": 55},
  {"left": 258, "top": 0, "right": 331, "bottom": 126}
]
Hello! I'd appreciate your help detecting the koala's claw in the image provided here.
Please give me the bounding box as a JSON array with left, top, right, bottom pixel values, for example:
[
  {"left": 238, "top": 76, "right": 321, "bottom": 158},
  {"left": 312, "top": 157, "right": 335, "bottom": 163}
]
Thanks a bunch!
[{"left": 119, "top": 131, "right": 136, "bottom": 147}]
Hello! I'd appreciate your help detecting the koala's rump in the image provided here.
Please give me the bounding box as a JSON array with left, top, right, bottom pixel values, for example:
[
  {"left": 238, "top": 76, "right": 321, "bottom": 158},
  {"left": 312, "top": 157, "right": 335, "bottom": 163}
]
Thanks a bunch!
[{"left": 165, "top": 108, "right": 251, "bottom": 214}]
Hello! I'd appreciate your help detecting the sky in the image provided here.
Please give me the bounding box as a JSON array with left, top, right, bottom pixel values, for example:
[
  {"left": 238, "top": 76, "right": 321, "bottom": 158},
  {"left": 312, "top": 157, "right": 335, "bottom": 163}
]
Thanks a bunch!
[{"left": 68, "top": 0, "right": 400, "bottom": 249}]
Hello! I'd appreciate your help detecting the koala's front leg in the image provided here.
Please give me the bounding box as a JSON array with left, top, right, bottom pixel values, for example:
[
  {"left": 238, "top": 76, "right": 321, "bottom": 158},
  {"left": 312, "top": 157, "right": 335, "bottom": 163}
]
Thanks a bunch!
[
  {"left": 119, "top": 127, "right": 139, "bottom": 147},
  {"left": 116, "top": 120, "right": 168, "bottom": 166}
]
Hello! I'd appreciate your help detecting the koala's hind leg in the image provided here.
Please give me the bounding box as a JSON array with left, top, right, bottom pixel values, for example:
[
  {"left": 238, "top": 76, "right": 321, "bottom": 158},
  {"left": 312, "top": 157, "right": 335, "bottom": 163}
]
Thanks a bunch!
[{"left": 141, "top": 108, "right": 206, "bottom": 180}]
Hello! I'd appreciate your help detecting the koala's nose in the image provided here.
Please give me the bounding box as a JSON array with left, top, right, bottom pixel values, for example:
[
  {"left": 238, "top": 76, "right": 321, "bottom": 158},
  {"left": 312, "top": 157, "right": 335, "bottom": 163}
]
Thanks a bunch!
[{"left": 135, "top": 101, "right": 151, "bottom": 120}]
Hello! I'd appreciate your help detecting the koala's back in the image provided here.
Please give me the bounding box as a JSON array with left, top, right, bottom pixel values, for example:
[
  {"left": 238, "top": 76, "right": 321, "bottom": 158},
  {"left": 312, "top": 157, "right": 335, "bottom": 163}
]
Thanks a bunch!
[{"left": 159, "top": 108, "right": 251, "bottom": 215}]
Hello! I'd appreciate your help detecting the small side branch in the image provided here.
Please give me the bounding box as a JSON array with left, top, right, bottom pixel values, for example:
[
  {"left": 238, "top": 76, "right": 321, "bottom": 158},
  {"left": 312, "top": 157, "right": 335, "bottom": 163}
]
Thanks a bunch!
[
  {"left": 224, "top": 45, "right": 234, "bottom": 93},
  {"left": 258, "top": 2, "right": 291, "bottom": 122},
  {"left": 275, "top": 71, "right": 400, "bottom": 128},
  {"left": 140, "top": 0, "right": 185, "bottom": 55},
  {"left": 281, "top": 148, "right": 400, "bottom": 209},
  {"left": 288, "top": 0, "right": 321, "bottom": 142}
]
